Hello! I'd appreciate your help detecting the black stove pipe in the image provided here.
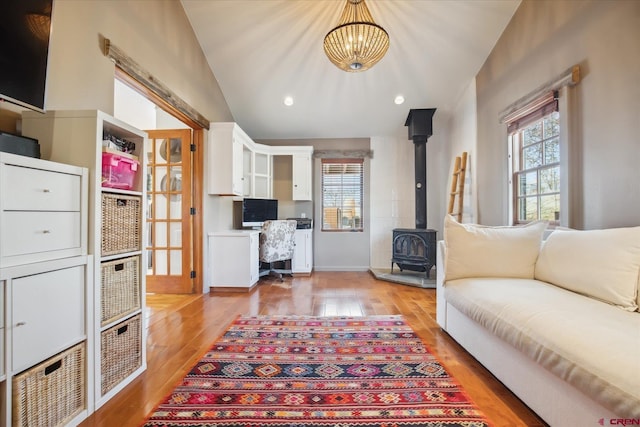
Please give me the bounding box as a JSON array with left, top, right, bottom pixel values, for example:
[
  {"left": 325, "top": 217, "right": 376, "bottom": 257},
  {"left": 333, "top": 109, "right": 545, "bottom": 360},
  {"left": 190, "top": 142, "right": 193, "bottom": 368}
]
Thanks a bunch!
[{"left": 404, "top": 108, "right": 436, "bottom": 230}]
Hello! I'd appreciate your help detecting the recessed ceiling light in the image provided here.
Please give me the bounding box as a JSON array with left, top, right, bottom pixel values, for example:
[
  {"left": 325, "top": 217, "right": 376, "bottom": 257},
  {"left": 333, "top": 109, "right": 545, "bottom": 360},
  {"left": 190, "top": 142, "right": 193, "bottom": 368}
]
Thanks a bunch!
[
  {"left": 394, "top": 95, "right": 405, "bottom": 105},
  {"left": 284, "top": 96, "right": 294, "bottom": 106}
]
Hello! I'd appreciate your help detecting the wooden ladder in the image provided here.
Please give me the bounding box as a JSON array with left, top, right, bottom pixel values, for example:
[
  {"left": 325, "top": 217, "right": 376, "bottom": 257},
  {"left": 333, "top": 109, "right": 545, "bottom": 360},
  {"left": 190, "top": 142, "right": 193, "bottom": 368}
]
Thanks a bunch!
[{"left": 448, "top": 151, "right": 468, "bottom": 222}]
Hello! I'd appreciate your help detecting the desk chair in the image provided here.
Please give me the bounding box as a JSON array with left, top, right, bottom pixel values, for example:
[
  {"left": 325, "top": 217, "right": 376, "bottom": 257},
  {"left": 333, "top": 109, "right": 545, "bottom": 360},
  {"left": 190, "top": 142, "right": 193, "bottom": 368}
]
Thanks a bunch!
[{"left": 258, "top": 219, "right": 297, "bottom": 281}]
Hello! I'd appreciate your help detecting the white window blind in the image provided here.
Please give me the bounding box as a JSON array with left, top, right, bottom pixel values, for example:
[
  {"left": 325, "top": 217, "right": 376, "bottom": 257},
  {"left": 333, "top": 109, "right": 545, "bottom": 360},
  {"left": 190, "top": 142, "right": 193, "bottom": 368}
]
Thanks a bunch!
[{"left": 321, "top": 159, "right": 363, "bottom": 231}]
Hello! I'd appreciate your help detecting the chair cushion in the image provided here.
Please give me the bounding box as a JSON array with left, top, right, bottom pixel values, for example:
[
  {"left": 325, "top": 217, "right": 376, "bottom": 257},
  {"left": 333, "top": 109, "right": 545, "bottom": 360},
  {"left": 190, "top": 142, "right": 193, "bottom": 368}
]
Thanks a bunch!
[{"left": 443, "top": 215, "right": 547, "bottom": 281}]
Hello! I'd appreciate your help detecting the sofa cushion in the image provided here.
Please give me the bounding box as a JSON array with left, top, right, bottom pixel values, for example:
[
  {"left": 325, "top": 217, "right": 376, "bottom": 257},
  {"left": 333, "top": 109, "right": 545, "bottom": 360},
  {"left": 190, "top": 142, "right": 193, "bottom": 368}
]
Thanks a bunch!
[
  {"left": 535, "top": 227, "right": 640, "bottom": 311},
  {"left": 444, "top": 278, "right": 640, "bottom": 418},
  {"left": 443, "top": 215, "right": 547, "bottom": 281}
]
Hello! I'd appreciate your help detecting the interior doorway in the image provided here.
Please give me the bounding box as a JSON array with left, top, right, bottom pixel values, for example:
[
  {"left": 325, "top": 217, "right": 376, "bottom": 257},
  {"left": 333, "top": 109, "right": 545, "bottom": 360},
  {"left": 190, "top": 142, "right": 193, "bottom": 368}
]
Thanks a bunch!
[{"left": 114, "top": 76, "right": 204, "bottom": 294}]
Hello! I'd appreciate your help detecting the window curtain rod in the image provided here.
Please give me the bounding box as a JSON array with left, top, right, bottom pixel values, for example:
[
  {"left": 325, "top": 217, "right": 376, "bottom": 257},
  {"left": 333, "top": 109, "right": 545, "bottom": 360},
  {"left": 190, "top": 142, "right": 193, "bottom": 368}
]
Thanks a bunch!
[{"left": 499, "top": 65, "right": 580, "bottom": 124}]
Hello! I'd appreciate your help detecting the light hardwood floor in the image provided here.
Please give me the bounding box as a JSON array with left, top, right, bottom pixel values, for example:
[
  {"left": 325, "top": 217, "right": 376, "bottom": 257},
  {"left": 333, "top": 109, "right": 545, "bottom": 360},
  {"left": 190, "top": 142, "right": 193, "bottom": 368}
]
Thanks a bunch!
[{"left": 79, "top": 272, "right": 547, "bottom": 427}]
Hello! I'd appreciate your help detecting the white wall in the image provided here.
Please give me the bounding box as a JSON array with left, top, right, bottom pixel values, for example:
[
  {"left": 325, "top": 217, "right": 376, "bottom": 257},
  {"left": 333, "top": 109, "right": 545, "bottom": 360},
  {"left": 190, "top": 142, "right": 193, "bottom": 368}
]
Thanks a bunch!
[
  {"left": 475, "top": 0, "right": 640, "bottom": 229},
  {"left": 313, "top": 156, "right": 371, "bottom": 271},
  {"left": 369, "top": 131, "right": 414, "bottom": 269},
  {"left": 114, "top": 81, "right": 156, "bottom": 130},
  {"left": 369, "top": 110, "right": 457, "bottom": 270}
]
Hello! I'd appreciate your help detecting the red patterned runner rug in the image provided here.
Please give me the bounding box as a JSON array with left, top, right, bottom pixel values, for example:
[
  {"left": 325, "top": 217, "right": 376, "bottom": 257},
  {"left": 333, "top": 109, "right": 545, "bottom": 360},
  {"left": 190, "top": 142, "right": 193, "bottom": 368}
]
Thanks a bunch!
[{"left": 142, "top": 315, "right": 491, "bottom": 427}]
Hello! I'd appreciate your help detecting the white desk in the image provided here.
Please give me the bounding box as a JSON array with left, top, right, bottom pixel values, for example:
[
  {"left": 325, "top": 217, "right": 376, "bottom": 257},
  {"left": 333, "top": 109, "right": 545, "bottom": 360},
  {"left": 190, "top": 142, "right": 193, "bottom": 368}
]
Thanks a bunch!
[
  {"left": 208, "top": 230, "right": 260, "bottom": 289},
  {"left": 208, "top": 228, "right": 313, "bottom": 289}
]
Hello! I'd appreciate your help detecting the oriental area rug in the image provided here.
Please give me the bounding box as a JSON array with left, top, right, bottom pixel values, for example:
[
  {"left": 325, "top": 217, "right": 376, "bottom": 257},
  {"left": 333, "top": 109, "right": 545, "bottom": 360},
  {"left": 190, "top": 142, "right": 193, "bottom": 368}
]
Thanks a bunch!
[{"left": 142, "top": 315, "right": 491, "bottom": 427}]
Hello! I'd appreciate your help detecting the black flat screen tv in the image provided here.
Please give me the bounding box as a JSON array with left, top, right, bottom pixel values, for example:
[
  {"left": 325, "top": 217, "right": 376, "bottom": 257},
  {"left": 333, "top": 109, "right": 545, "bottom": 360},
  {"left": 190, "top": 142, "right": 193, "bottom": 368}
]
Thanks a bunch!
[
  {"left": 0, "top": 0, "right": 53, "bottom": 112},
  {"left": 242, "top": 198, "right": 278, "bottom": 228}
]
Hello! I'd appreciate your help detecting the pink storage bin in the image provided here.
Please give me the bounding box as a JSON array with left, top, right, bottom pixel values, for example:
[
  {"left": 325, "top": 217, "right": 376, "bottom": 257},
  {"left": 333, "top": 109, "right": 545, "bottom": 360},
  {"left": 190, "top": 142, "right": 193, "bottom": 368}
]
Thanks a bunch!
[{"left": 102, "top": 152, "right": 139, "bottom": 190}]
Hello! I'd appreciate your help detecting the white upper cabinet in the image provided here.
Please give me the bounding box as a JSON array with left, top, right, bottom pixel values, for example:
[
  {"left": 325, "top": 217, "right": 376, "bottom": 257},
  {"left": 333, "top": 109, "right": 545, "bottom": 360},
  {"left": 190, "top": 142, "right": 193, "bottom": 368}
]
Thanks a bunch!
[
  {"left": 209, "top": 122, "right": 312, "bottom": 200},
  {"left": 208, "top": 122, "right": 248, "bottom": 196},
  {"left": 270, "top": 145, "right": 313, "bottom": 201},
  {"left": 292, "top": 150, "right": 313, "bottom": 201},
  {"left": 251, "top": 148, "right": 272, "bottom": 199}
]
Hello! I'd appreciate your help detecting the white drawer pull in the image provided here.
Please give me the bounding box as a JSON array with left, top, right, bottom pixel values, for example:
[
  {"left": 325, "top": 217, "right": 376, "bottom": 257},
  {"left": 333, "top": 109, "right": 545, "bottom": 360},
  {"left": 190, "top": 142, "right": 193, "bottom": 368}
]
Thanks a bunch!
[
  {"left": 43, "top": 189, "right": 51, "bottom": 193},
  {"left": 42, "top": 230, "right": 51, "bottom": 234},
  {"left": 15, "top": 321, "right": 26, "bottom": 327}
]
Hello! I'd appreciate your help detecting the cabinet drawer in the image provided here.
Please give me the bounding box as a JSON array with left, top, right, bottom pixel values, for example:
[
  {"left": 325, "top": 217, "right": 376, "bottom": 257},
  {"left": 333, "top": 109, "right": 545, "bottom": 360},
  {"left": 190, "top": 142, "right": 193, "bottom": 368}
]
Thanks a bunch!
[
  {"left": 1, "top": 211, "right": 81, "bottom": 258},
  {"left": 11, "top": 265, "right": 85, "bottom": 372},
  {"left": 1, "top": 165, "right": 81, "bottom": 211}
]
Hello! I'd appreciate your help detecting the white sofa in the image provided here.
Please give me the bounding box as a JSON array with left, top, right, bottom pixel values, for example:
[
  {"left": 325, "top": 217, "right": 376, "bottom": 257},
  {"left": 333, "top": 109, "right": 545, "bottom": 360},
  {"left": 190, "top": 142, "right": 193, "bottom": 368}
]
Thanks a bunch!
[{"left": 436, "top": 216, "right": 640, "bottom": 427}]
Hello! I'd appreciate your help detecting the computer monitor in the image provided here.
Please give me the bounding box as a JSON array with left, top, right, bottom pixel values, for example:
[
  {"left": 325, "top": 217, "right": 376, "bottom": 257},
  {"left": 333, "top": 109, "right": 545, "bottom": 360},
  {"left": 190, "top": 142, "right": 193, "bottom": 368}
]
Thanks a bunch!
[{"left": 240, "top": 198, "right": 278, "bottom": 228}]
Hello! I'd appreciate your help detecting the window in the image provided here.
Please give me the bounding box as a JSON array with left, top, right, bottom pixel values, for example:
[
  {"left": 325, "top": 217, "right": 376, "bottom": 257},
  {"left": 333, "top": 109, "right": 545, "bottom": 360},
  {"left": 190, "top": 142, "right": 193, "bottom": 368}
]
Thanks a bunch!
[
  {"left": 507, "top": 91, "right": 560, "bottom": 225},
  {"left": 321, "top": 159, "right": 363, "bottom": 231}
]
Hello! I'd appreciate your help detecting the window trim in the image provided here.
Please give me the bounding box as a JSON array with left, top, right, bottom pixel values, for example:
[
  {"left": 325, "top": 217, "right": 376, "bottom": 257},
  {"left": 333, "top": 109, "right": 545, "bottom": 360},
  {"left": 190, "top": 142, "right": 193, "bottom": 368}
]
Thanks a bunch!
[
  {"left": 507, "top": 91, "right": 565, "bottom": 227},
  {"left": 321, "top": 158, "right": 364, "bottom": 232},
  {"left": 509, "top": 111, "right": 561, "bottom": 226}
]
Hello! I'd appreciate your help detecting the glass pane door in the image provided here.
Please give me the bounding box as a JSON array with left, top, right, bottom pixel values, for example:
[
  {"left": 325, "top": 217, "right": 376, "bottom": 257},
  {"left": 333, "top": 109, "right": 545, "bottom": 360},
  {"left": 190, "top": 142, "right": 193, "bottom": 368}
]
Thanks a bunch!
[{"left": 145, "top": 129, "right": 193, "bottom": 293}]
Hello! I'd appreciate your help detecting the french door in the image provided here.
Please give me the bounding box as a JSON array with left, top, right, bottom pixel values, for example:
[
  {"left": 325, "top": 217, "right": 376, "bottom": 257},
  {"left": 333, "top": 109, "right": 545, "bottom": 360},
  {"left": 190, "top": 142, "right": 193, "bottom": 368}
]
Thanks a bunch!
[{"left": 145, "top": 129, "right": 194, "bottom": 293}]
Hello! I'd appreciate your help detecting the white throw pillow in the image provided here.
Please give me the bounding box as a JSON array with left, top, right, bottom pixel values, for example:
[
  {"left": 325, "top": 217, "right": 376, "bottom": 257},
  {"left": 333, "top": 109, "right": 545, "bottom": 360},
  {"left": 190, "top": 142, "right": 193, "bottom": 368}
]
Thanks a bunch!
[
  {"left": 443, "top": 215, "right": 547, "bottom": 281},
  {"left": 534, "top": 227, "right": 640, "bottom": 311}
]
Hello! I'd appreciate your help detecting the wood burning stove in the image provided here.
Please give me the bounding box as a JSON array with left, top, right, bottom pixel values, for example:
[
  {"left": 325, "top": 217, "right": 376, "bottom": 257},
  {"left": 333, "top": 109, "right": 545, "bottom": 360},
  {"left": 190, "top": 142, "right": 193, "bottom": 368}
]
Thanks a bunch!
[
  {"left": 391, "top": 228, "right": 437, "bottom": 278},
  {"left": 391, "top": 108, "right": 438, "bottom": 279}
]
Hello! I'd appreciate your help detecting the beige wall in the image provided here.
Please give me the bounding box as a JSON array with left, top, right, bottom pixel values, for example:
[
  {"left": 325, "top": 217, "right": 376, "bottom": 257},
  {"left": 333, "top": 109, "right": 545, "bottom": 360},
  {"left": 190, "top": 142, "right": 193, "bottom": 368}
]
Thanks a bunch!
[
  {"left": 44, "top": 0, "right": 236, "bottom": 239},
  {"left": 0, "top": 0, "right": 236, "bottom": 291},
  {"left": 45, "top": 0, "right": 232, "bottom": 122},
  {"left": 474, "top": 0, "right": 640, "bottom": 229},
  {"left": 444, "top": 81, "right": 478, "bottom": 225}
]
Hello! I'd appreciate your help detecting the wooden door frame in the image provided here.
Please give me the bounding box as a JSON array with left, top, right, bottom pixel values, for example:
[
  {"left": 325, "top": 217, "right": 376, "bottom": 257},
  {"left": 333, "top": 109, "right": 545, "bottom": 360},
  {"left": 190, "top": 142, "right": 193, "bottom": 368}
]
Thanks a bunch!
[{"left": 115, "top": 68, "right": 204, "bottom": 294}]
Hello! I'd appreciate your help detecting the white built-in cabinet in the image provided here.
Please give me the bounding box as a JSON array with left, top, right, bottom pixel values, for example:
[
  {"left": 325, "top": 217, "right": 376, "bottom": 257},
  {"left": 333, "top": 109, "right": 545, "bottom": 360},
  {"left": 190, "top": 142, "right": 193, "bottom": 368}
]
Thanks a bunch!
[
  {"left": 208, "top": 122, "right": 312, "bottom": 200},
  {"left": 209, "top": 122, "right": 273, "bottom": 198},
  {"left": 209, "top": 122, "right": 246, "bottom": 196},
  {"left": 251, "top": 148, "right": 272, "bottom": 198},
  {"left": 270, "top": 146, "right": 314, "bottom": 201},
  {"left": 242, "top": 143, "right": 272, "bottom": 199},
  {"left": 0, "top": 152, "right": 90, "bottom": 427},
  {"left": 208, "top": 228, "right": 312, "bottom": 288},
  {"left": 21, "top": 110, "right": 147, "bottom": 413},
  {"left": 208, "top": 230, "right": 260, "bottom": 288},
  {"left": 292, "top": 229, "right": 313, "bottom": 274},
  {"left": 292, "top": 152, "right": 312, "bottom": 201}
]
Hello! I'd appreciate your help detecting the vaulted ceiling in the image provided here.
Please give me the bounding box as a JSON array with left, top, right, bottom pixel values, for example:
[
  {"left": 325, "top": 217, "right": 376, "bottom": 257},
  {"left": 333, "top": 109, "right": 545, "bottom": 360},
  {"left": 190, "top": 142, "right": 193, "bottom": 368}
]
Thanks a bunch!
[{"left": 181, "top": 0, "right": 521, "bottom": 140}]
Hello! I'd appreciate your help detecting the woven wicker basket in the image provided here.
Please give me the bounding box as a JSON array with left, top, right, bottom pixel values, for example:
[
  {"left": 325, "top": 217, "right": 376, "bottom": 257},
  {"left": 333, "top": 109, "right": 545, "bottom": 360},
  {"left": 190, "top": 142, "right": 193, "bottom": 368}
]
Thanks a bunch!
[
  {"left": 101, "top": 314, "right": 142, "bottom": 396},
  {"left": 101, "top": 193, "right": 142, "bottom": 256},
  {"left": 100, "top": 256, "right": 141, "bottom": 326},
  {"left": 12, "top": 343, "right": 85, "bottom": 427}
]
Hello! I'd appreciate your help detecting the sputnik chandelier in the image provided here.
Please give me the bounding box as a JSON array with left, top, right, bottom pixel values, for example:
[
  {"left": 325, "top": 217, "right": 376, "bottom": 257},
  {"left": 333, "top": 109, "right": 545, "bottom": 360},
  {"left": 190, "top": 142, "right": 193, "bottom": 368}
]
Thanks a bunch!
[{"left": 323, "top": 0, "right": 389, "bottom": 72}]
